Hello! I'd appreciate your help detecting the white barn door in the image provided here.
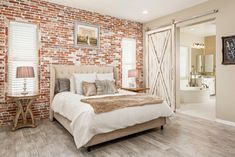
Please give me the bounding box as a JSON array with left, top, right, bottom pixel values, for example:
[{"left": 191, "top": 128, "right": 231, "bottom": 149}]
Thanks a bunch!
[{"left": 146, "top": 25, "right": 176, "bottom": 111}]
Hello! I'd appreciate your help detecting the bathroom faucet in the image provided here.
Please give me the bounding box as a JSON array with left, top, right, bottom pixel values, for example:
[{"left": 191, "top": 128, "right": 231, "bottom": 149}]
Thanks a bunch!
[{"left": 201, "top": 83, "right": 209, "bottom": 89}]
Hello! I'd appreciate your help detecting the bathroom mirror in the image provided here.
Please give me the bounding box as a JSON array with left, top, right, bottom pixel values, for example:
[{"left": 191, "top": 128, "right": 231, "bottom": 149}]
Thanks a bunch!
[
  {"left": 190, "top": 48, "right": 215, "bottom": 75},
  {"left": 191, "top": 48, "right": 204, "bottom": 73},
  {"left": 204, "top": 54, "right": 214, "bottom": 73},
  {"left": 196, "top": 55, "right": 203, "bottom": 73}
]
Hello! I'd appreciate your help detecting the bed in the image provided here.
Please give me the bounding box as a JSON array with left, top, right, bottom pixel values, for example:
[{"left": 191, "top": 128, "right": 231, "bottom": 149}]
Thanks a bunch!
[{"left": 49, "top": 65, "right": 173, "bottom": 150}]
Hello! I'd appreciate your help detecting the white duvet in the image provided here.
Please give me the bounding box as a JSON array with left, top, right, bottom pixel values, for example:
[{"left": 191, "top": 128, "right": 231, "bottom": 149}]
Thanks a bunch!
[{"left": 52, "top": 89, "right": 173, "bottom": 149}]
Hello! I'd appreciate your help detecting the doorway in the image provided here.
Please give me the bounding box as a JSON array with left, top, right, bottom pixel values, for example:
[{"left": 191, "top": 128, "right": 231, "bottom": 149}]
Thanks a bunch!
[{"left": 177, "top": 20, "right": 216, "bottom": 121}]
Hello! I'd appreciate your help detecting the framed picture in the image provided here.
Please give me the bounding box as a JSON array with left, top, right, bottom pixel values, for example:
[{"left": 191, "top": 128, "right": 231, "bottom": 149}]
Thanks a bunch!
[
  {"left": 74, "top": 22, "right": 100, "bottom": 48},
  {"left": 222, "top": 35, "right": 235, "bottom": 65}
]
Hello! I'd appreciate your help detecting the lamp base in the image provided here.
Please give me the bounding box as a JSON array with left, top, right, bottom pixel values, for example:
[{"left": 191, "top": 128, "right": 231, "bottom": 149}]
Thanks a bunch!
[
  {"left": 21, "top": 78, "right": 28, "bottom": 95},
  {"left": 21, "top": 91, "right": 28, "bottom": 95}
]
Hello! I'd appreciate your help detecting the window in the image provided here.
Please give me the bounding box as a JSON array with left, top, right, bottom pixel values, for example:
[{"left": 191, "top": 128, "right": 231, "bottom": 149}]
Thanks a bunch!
[
  {"left": 121, "top": 38, "right": 136, "bottom": 88},
  {"left": 8, "top": 22, "right": 38, "bottom": 94}
]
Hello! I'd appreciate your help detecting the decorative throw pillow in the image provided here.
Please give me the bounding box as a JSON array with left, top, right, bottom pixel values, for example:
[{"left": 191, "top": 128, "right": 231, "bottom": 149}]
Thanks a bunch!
[
  {"left": 54, "top": 78, "right": 70, "bottom": 94},
  {"left": 82, "top": 81, "right": 97, "bottom": 96},
  {"left": 95, "top": 80, "right": 118, "bottom": 95},
  {"left": 96, "top": 73, "right": 114, "bottom": 81},
  {"left": 73, "top": 73, "right": 96, "bottom": 94}
]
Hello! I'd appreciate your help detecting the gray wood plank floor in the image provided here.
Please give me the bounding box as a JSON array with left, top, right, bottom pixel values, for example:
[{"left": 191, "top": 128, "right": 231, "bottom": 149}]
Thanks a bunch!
[{"left": 1, "top": 113, "right": 235, "bottom": 157}]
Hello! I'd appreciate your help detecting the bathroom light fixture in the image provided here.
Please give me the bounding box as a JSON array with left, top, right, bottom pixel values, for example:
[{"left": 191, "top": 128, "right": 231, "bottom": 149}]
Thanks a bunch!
[
  {"left": 142, "top": 10, "right": 148, "bottom": 14},
  {"left": 192, "top": 43, "right": 205, "bottom": 49}
]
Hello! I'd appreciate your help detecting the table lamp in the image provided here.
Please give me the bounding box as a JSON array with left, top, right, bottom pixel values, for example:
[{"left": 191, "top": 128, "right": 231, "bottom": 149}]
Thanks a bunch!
[
  {"left": 128, "top": 69, "right": 138, "bottom": 88},
  {"left": 16, "top": 66, "right": 35, "bottom": 95}
]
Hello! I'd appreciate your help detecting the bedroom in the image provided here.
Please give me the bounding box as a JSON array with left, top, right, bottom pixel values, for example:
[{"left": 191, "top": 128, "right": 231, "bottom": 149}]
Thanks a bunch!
[{"left": 0, "top": 0, "right": 235, "bottom": 156}]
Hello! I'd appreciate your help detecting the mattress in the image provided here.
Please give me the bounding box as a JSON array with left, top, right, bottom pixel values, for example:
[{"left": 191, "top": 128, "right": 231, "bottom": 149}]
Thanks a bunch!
[{"left": 51, "top": 89, "right": 173, "bottom": 148}]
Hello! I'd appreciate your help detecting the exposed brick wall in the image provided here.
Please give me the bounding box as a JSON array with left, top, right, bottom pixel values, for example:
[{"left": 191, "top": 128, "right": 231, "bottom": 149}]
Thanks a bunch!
[{"left": 0, "top": 0, "right": 143, "bottom": 126}]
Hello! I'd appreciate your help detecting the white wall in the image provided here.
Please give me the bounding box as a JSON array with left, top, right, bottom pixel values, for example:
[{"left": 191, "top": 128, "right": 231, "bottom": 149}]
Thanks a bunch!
[
  {"left": 180, "top": 32, "right": 204, "bottom": 47},
  {"left": 144, "top": 0, "right": 235, "bottom": 123}
]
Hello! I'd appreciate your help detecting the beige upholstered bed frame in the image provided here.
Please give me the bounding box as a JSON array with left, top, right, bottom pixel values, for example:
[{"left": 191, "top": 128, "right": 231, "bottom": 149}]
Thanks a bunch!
[{"left": 49, "top": 65, "right": 167, "bottom": 149}]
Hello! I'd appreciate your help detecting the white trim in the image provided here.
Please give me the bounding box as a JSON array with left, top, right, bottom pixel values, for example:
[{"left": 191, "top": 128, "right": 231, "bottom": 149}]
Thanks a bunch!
[
  {"left": 8, "top": 21, "right": 38, "bottom": 93},
  {"left": 216, "top": 119, "right": 235, "bottom": 127}
]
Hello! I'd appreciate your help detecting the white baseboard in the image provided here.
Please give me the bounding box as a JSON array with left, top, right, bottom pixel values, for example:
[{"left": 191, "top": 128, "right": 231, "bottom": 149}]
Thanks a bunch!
[{"left": 216, "top": 119, "right": 235, "bottom": 127}]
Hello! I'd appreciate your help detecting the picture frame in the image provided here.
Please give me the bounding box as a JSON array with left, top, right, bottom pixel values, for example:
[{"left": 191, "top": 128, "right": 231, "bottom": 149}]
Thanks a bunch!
[
  {"left": 74, "top": 22, "right": 100, "bottom": 49},
  {"left": 222, "top": 35, "right": 235, "bottom": 65}
]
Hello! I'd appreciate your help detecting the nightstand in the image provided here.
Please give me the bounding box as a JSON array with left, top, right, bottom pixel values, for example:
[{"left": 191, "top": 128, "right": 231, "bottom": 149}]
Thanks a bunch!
[
  {"left": 121, "top": 87, "right": 150, "bottom": 93},
  {"left": 7, "top": 93, "right": 39, "bottom": 131}
]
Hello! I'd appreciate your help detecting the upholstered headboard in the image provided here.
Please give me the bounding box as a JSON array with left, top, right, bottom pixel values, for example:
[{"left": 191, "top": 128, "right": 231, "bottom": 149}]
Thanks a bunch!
[{"left": 49, "top": 64, "right": 118, "bottom": 120}]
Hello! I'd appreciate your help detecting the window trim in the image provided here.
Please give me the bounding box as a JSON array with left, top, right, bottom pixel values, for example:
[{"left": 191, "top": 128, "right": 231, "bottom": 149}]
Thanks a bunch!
[
  {"left": 7, "top": 21, "right": 39, "bottom": 94},
  {"left": 121, "top": 38, "right": 137, "bottom": 88}
]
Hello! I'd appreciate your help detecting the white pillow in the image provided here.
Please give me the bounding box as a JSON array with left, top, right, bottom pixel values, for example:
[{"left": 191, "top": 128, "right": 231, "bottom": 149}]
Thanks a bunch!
[
  {"left": 73, "top": 73, "right": 96, "bottom": 94},
  {"left": 96, "top": 73, "right": 114, "bottom": 81}
]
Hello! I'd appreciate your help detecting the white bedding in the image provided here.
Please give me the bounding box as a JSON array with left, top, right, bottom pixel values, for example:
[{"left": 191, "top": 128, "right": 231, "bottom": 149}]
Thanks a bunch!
[{"left": 52, "top": 89, "right": 173, "bottom": 149}]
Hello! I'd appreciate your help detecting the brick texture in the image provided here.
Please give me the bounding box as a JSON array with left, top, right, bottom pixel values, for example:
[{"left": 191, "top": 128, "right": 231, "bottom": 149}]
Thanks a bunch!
[{"left": 0, "top": 0, "right": 143, "bottom": 126}]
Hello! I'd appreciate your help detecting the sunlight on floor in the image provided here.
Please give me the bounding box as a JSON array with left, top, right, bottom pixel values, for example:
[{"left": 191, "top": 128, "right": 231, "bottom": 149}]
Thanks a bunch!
[{"left": 177, "top": 96, "right": 216, "bottom": 121}]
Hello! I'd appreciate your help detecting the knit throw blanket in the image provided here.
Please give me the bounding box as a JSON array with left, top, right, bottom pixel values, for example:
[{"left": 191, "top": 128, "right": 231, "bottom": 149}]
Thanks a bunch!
[{"left": 81, "top": 94, "right": 163, "bottom": 114}]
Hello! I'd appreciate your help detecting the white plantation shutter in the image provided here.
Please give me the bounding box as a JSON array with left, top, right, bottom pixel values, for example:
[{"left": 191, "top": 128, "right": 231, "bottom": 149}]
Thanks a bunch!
[
  {"left": 121, "top": 38, "right": 136, "bottom": 87},
  {"left": 8, "top": 22, "right": 38, "bottom": 94}
]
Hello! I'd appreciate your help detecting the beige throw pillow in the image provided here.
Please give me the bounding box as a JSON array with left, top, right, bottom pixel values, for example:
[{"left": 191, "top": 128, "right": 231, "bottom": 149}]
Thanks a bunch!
[
  {"left": 95, "top": 80, "right": 118, "bottom": 95},
  {"left": 73, "top": 73, "right": 96, "bottom": 94},
  {"left": 82, "top": 81, "right": 97, "bottom": 96}
]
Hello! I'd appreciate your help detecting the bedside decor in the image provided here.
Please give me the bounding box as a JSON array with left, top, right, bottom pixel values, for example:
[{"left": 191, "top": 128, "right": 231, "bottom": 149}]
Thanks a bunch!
[
  {"left": 75, "top": 22, "right": 100, "bottom": 48},
  {"left": 128, "top": 69, "right": 138, "bottom": 88},
  {"left": 7, "top": 93, "right": 39, "bottom": 131},
  {"left": 16, "top": 66, "right": 35, "bottom": 95},
  {"left": 222, "top": 35, "right": 235, "bottom": 64}
]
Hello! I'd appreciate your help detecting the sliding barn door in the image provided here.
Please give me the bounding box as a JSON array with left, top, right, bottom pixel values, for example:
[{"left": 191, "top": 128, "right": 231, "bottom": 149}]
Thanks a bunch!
[{"left": 146, "top": 25, "right": 176, "bottom": 111}]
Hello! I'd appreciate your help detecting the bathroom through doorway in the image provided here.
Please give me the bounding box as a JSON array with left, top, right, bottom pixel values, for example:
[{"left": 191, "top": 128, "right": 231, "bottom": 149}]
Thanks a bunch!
[{"left": 177, "top": 20, "right": 216, "bottom": 121}]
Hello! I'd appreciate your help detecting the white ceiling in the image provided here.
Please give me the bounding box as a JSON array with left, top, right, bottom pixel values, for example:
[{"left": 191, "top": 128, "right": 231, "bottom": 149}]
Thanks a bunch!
[
  {"left": 181, "top": 21, "right": 216, "bottom": 37},
  {"left": 45, "top": 0, "right": 208, "bottom": 23}
]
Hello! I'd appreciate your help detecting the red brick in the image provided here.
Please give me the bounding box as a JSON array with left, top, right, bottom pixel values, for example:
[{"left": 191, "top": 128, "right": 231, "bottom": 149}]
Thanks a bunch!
[{"left": 0, "top": 0, "right": 143, "bottom": 126}]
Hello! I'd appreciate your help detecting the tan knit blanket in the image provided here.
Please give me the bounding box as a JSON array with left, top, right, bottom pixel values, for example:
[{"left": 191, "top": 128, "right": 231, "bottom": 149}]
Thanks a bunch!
[{"left": 81, "top": 94, "right": 163, "bottom": 114}]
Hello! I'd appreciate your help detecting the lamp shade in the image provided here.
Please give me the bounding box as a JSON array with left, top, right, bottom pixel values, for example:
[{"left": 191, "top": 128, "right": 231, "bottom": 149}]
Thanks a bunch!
[
  {"left": 16, "top": 66, "right": 35, "bottom": 78},
  {"left": 128, "top": 69, "right": 138, "bottom": 78}
]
